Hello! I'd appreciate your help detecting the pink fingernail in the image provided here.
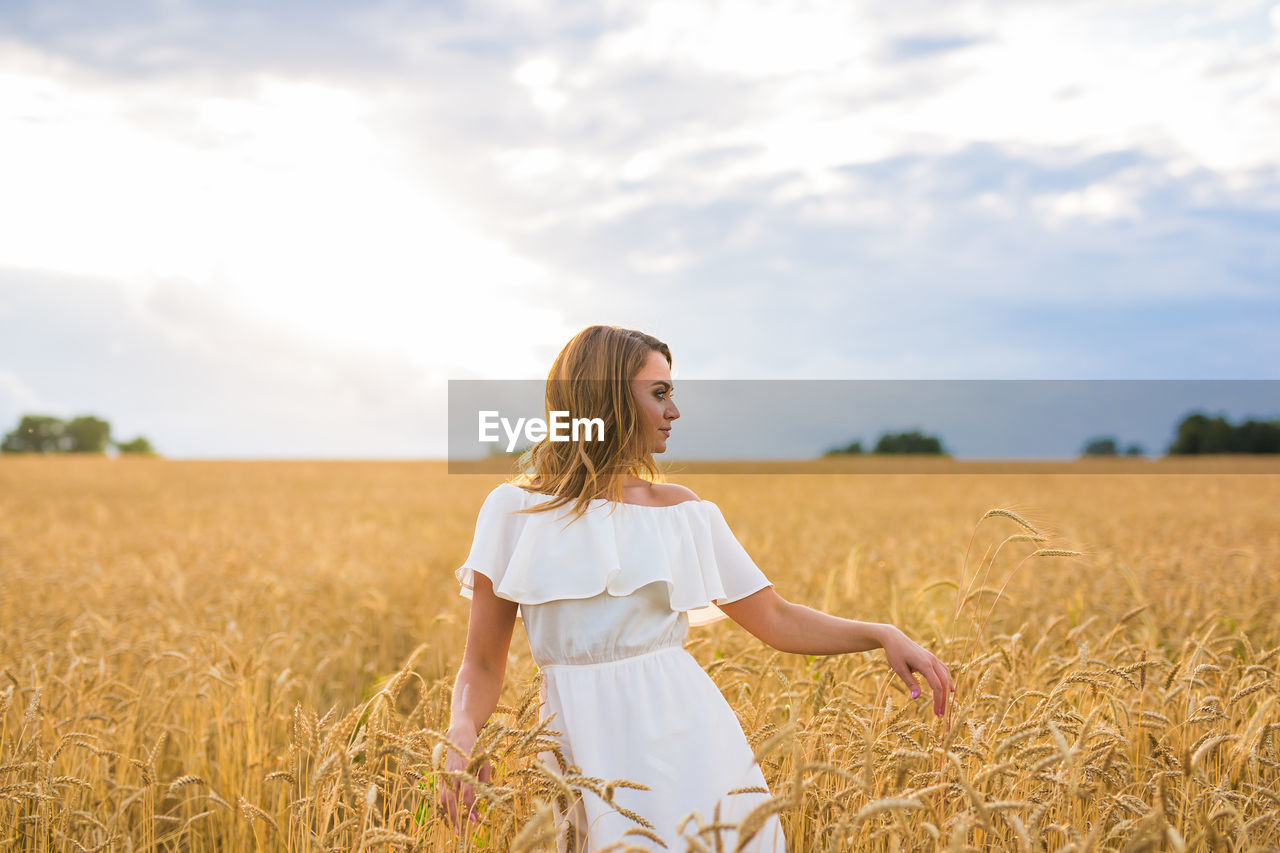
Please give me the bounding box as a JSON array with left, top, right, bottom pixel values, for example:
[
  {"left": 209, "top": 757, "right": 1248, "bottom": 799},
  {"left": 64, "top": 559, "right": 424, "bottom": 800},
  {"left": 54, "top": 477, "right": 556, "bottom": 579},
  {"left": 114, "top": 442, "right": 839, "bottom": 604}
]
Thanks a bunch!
[{"left": 911, "top": 689, "right": 919, "bottom": 698}]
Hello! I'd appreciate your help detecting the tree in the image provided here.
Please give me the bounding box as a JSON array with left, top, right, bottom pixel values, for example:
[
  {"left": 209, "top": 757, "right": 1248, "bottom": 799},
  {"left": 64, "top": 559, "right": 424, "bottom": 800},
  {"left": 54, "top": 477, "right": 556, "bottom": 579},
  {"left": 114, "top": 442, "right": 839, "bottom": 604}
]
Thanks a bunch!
[
  {"left": 824, "top": 439, "right": 864, "bottom": 456},
  {"left": 872, "top": 430, "right": 946, "bottom": 454},
  {"left": 1168, "top": 412, "right": 1210, "bottom": 454},
  {"left": 1236, "top": 419, "right": 1280, "bottom": 454},
  {"left": 1203, "top": 415, "right": 1234, "bottom": 453},
  {"left": 1124, "top": 443, "right": 1146, "bottom": 456},
  {"left": 1168, "top": 411, "right": 1280, "bottom": 454},
  {"left": 1082, "top": 436, "right": 1119, "bottom": 456},
  {"left": 2, "top": 415, "right": 72, "bottom": 453},
  {"left": 115, "top": 436, "right": 157, "bottom": 455},
  {"left": 65, "top": 415, "right": 112, "bottom": 453},
  {"left": 2, "top": 413, "right": 158, "bottom": 456}
]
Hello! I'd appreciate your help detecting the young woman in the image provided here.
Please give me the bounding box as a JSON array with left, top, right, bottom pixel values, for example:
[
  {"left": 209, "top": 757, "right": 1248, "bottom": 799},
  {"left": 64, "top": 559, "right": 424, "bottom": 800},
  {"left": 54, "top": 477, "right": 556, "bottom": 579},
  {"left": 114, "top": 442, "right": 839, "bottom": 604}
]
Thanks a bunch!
[{"left": 441, "top": 325, "right": 955, "bottom": 852}]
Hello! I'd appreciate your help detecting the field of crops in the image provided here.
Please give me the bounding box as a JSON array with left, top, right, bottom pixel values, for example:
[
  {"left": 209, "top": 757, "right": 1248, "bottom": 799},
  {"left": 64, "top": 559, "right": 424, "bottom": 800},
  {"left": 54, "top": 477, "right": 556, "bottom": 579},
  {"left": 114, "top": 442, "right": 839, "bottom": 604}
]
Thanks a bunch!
[{"left": 2, "top": 458, "right": 1278, "bottom": 851}]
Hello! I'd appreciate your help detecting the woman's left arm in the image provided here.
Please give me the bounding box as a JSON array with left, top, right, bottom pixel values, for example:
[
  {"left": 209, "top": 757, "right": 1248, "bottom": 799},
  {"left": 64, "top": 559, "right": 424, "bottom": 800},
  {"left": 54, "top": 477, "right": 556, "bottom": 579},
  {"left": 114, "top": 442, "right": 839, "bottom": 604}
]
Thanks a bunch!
[{"left": 717, "top": 586, "right": 956, "bottom": 717}]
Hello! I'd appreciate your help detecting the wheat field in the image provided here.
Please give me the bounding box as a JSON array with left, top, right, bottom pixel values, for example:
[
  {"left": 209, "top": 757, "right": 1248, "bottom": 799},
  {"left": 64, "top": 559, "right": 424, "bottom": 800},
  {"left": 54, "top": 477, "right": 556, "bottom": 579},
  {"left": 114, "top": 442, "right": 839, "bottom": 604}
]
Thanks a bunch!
[{"left": 2, "top": 458, "right": 1278, "bottom": 852}]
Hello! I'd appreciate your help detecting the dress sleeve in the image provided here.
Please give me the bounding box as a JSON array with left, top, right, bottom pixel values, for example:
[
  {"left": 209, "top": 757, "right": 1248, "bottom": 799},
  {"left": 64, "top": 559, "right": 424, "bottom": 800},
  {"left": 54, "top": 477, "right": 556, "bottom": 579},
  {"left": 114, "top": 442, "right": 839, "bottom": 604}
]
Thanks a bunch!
[
  {"left": 455, "top": 485, "right": 523, "bottom": 605},
  {"left": 703, "top": 501, "right": 774, "bottom": 604},
  {"left": 683, "top": 501, "right": 774, "bottom": 628}
]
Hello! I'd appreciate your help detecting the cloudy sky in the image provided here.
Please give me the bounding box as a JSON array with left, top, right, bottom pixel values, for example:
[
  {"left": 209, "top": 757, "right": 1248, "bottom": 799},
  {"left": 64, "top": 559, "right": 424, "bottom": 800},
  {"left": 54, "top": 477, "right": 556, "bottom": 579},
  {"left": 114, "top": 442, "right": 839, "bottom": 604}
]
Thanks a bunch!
[{"left": 2, "top": 0, "right": 1278, "bottom": 458}]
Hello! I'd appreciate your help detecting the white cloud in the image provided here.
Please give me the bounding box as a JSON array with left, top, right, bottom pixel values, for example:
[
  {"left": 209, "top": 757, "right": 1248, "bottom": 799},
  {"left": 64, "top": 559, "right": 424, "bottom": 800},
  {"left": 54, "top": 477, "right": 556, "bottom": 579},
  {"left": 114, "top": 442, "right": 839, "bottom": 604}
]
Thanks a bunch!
[
  {"left": 0, "top": 39, "right": 586, "bottom": 379},
  {"left": 513, "top": 55, "right": 567, "bottom": 114},
  {"left": 561, "top": 0, "right": 1280, "bottom": 197},
  {"left": 598, "top": 0, "right": 870, "bottom": 79},
  {"left": 0, "top": 39, "right": 580, "bottom": 381},
  {"left": 1034, "top": 182, "right": 1143, "bottom": 227}
]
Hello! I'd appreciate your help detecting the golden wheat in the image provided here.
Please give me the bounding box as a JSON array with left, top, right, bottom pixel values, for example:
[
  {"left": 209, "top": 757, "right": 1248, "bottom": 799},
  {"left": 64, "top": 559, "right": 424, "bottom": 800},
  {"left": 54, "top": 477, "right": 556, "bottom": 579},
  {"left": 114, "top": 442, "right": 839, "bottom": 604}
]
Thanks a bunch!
[{"left": 1, "top": 458, "right": 1278, "bottom": 850}]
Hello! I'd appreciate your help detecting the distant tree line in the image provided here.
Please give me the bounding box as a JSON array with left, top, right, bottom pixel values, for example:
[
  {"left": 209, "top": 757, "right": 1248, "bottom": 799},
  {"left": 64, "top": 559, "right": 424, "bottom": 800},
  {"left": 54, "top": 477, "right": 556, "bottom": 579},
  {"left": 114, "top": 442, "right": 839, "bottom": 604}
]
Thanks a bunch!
[
  {"left": 825, "top": 430, "right": 948, "bottom": 456},
  {"left": 1, "top": 414, "right": 156, "bottom": 455},
  {"left": 825, "top": 412, "right": 1280, "bottom": 458},
  {"left": 1166, "top": 412, "right": 1280, "bottom": 454},
  {"left": 1083, "top": 413, "right": 1280, "bottom": 457},
  {"left": 1080, "top": 437, "right": 1146, "bottom": 456}
]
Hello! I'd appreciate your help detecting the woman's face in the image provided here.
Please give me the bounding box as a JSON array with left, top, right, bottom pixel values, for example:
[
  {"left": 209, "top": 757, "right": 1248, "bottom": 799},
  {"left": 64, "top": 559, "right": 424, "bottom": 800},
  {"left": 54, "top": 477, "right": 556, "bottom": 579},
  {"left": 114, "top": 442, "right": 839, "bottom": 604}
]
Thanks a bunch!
[{"left": 630, "top": 349, "right": 679, "bottom": 453}]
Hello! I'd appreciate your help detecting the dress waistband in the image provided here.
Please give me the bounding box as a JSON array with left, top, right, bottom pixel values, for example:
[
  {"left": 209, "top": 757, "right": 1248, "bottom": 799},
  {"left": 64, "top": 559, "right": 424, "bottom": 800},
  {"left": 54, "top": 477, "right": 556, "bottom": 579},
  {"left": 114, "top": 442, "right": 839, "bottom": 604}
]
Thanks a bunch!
[{"left": 538, "top": 642, "right": 686, "bottom": 671}]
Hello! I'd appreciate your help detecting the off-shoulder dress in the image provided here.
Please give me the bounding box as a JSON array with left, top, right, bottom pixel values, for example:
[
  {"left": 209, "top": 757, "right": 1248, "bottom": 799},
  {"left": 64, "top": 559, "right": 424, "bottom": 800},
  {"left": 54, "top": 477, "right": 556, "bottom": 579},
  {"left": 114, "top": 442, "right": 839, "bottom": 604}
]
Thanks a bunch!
[{"left": 455, "top": 483, "right": 788, "bottom": 853}]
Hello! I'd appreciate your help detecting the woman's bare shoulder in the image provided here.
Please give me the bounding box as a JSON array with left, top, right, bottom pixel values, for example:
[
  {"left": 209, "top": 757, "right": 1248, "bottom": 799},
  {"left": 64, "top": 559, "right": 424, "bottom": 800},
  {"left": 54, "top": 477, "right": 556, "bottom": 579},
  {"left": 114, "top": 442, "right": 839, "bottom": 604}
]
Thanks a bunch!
[{"left": 652, "top": 483, "right": 700, "bottom": 506}]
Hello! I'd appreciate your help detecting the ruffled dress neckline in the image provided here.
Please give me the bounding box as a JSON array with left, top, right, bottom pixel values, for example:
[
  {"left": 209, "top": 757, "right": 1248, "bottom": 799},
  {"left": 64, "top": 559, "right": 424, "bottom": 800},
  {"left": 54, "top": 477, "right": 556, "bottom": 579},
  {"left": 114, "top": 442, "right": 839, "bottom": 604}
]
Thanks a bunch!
[
  {"left": 456, "top": 482, "right": 774, "bottom": 628},
  {"left": 501, "top": 483, "right": 704, "bottom": 512}
]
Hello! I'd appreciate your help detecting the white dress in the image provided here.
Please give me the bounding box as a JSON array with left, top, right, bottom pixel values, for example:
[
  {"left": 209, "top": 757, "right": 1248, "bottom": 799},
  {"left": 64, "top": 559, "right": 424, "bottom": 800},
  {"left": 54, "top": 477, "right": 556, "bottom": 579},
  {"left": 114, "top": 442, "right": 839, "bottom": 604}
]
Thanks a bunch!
[{"left": 456, "top": 483, "right": 788, "bottom": 853}]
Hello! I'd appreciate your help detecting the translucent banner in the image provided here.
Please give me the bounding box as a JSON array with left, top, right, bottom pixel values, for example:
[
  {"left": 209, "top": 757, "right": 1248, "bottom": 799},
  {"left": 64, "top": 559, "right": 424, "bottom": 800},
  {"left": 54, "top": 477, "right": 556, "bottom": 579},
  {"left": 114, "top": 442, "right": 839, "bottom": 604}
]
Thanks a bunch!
[{"left": 448, "top": 379, "right": 1280, "bottom": 474}]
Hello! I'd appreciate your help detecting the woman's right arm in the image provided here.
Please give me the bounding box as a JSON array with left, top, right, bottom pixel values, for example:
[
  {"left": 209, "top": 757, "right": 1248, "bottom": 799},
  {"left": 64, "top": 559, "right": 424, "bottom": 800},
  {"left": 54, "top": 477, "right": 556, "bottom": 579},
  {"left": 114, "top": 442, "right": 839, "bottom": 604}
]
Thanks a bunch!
[{"left": 440, "top": 572, "right": 519, "bottom": 828}]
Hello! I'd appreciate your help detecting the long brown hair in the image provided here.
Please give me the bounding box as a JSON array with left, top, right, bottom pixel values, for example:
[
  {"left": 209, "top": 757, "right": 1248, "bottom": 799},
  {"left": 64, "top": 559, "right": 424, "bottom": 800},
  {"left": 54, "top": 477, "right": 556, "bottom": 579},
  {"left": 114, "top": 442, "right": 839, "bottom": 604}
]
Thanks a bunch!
[{"left": 509, "top": 325, "right": 672, "bottom": 523}]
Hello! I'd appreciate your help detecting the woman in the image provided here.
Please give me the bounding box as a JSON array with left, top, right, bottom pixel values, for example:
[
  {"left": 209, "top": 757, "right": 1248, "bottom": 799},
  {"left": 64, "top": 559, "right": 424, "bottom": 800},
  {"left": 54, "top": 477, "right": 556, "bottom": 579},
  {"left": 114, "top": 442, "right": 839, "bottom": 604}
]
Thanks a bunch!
[{"left": 441, "top": 325, "right": 954, "bottom": 852}]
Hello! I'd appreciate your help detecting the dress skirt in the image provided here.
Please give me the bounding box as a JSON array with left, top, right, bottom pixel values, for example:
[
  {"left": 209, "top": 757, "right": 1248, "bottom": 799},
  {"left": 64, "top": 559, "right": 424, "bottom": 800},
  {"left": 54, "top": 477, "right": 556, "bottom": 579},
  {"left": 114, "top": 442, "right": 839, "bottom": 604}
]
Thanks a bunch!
[{"left": 524, "top": 586, "right": 787, "bottom": 852}]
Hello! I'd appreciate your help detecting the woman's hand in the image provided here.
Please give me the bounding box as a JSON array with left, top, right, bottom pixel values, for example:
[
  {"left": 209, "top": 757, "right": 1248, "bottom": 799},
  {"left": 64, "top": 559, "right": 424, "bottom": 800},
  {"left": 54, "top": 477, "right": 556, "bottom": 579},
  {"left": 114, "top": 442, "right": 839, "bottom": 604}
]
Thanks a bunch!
[
  {"left": 880, "top": 626, "right": 955, "bottom": 717},
  {"left": 438, "top": 725, "right": 493, "bottom": 830}
]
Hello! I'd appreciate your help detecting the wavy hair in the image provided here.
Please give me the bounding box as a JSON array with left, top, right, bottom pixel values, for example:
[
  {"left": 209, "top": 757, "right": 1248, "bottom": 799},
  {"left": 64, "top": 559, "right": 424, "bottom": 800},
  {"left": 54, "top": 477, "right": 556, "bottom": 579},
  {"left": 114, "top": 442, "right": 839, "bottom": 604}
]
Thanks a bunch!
[{"left": 509, "top": 325, "right": 672, "bottom": 523}]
